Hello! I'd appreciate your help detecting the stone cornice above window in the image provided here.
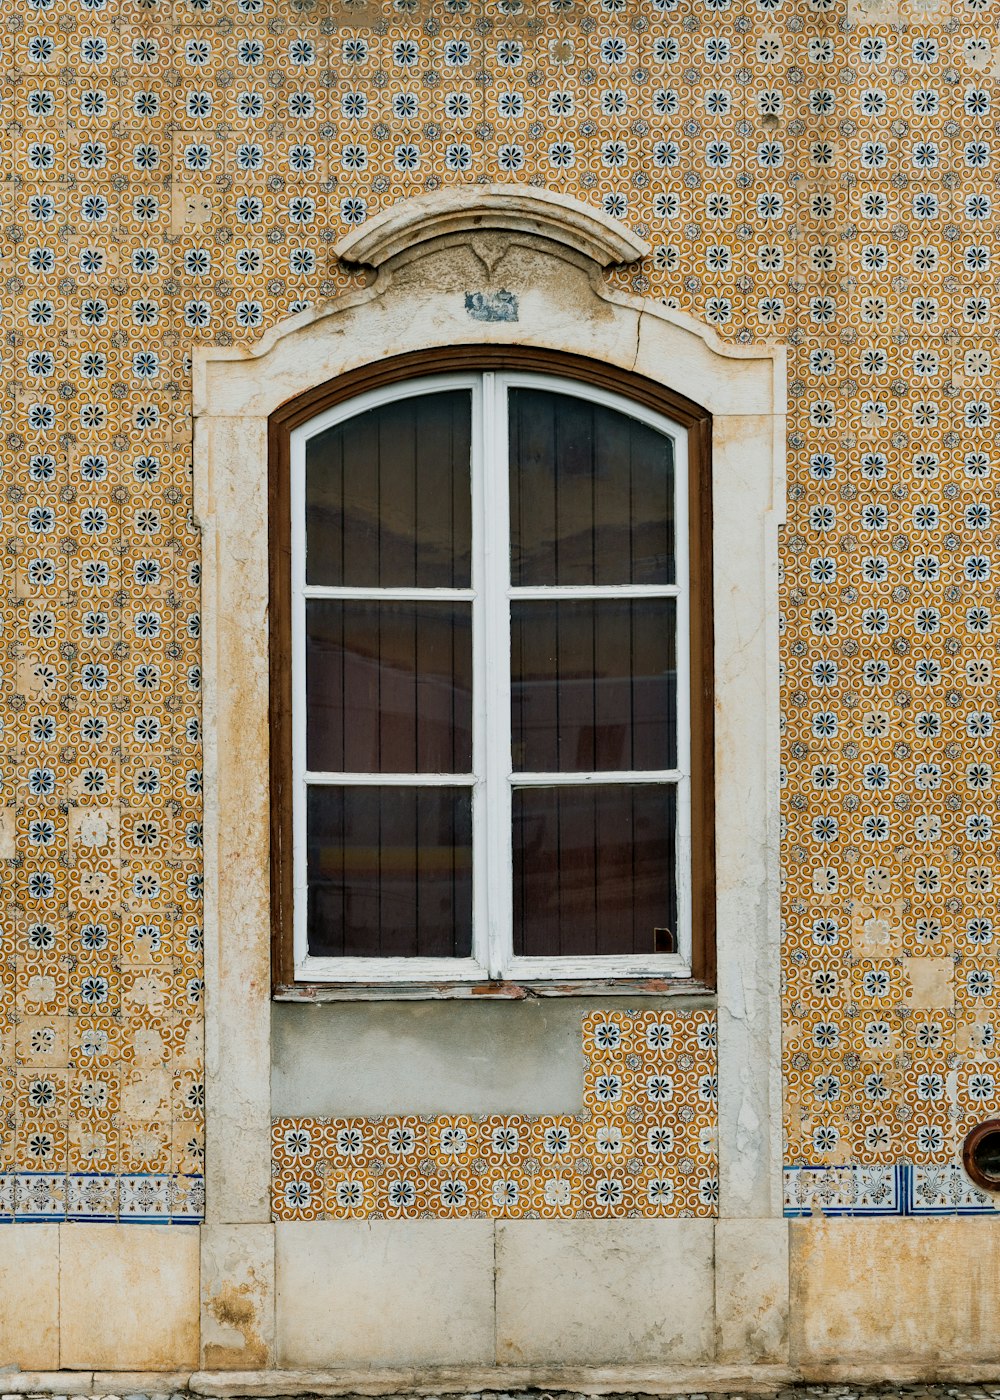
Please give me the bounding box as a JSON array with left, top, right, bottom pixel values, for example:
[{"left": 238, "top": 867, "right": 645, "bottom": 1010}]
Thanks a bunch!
[{"left": 334, "top": 185, "right": 651, "bottom": 271}]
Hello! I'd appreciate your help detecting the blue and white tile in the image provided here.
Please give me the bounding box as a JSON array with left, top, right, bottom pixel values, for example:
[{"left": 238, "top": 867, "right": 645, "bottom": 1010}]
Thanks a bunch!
[
  {"left": 14, "top": 1172, "right": 67, "bottom": 1221},
  {"left": 66, "top": 1172, "right": 120, "bottom": 1222},
  {"left": 119, "top": 1173, "right": 172, "bottom": 1222},
  {"left": 910, "top": 1163, "right": 998, "bottom": 1216}
]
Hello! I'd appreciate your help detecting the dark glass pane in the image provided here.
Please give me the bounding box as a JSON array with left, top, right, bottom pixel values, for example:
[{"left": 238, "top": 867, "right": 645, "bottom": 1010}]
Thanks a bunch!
[
  {"left": 509, "top": 388, "right": 674, "bottom": 586},
  {"left": 511, "top": 599, "right": 677, "bottom": 772},
  {"left": 307, "top": 785, "right": 472, "bottom": 958},
  {"left": 306, "top": 390, "right": 472, "bottom": 587},
  {"left": 512, "top": 784, "right": 676, "bottom": 958},
  {"left": 307, "top": 600, "right": 472, "bottom": 773}
]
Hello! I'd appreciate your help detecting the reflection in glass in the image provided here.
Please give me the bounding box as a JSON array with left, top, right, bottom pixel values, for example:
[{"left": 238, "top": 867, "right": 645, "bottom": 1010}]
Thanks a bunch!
[
  {"left": 307, "top": 785, "right": 473, "bottom": 958},
  {"left": 307, "top": 600, "right": 473, "bottom": 773},
  {"left": 513, "top": 784, "right": 676, "bottom": 958},
  {"left": 509, "top": 388, "right": 674, "bottom": 587}
]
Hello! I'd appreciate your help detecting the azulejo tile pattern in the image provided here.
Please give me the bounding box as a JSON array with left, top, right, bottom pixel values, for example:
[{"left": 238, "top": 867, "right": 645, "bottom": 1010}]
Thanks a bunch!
[
  {"left": 1, "top": 0, "right": 999, "bottom": 1222},
  {"left": 272, "top": 1011, "right": 719, "bottom": 1219}
]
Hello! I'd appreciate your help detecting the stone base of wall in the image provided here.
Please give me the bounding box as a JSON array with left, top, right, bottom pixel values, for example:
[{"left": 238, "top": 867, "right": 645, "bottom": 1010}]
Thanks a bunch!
[{"left": 4, "top": 1218, "right": 1000, "bottom": 1377}]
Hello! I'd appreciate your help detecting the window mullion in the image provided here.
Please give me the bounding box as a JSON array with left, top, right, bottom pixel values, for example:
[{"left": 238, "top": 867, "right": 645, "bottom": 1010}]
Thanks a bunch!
[
  {"left": 479, "top": 372, "right": 514, "bottom": 979},
  {"left": 470, "top": 377, "right": 489, "bottom": 975}
]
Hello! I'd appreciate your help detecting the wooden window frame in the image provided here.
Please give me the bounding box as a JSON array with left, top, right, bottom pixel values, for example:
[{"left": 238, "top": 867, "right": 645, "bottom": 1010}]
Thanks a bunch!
[{"left": 270, "top": 345, "right": 715, "bottom": 998}]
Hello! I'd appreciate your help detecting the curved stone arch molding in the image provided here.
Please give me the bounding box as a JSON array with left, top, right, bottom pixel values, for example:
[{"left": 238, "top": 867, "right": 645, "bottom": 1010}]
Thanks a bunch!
[
  {"left": 193, "top": 283, "right": 784, "bottom": 427},
  {"left": 193, "top": 186, "right": 787, "bottom": 1324},
  {"left": 334, "top": 184, "right": 652, "bottom": 269}
]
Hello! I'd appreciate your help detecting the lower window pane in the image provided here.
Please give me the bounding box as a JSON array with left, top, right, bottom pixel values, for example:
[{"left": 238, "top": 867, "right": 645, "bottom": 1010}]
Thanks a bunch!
[
  {"left": 512, "top": 784, "right": 676, "bottom": 959},
  {"left": 307, "top": 786, "right": 472, "bottom": 959}
]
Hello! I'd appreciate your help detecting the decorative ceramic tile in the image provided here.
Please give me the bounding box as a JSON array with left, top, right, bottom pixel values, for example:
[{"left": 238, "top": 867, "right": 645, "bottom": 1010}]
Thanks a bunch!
[
  {"left": 909, "top": 1162, "right": 1000, "bottom": 1215},
  {"left": 2, "top": 0, "right": 1000, "bottom": 1222},
  {"left": 65, "top": 1169, "right": 119, "bottom": 1220},
  {"left": 12, "top": 1170, "right": 67, "bottom": 1221},
  {"left": 272, "top": 1011, "right": 719, "bottom": 1219},
  {"left": 785, "top": 1163, "right": 999, "bottom": 1216}
]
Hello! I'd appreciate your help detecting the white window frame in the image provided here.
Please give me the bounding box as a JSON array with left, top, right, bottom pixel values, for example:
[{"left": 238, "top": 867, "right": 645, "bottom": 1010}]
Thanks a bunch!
[{"left": 289, "top": 369, "right": 691, "bottom": 984}]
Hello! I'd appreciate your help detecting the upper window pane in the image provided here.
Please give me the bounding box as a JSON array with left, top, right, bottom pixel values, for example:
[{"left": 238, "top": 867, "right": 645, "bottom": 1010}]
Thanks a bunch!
[
  {"left": 306, "top": 389, "right": 473, "bottom": 588},
  {"left": 508, "top": 387, "right": 675, "bottom": 587}
]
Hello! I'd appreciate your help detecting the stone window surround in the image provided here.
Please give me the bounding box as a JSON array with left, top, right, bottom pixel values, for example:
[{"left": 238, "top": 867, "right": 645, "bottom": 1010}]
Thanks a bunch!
[{"left": 193, "top": 187, "right": 787, "bottom": 1362}]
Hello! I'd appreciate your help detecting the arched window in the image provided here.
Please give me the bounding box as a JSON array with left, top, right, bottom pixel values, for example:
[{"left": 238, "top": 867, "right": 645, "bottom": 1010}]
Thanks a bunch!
[{"left": 271, "top": 353, "right": 714, "bottom": 987}]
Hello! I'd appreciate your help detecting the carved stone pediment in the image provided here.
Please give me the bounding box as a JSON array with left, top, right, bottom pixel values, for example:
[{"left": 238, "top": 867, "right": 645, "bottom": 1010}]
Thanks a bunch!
[{"left": 193, "top": 190, "right": 779, "bottom": 425}]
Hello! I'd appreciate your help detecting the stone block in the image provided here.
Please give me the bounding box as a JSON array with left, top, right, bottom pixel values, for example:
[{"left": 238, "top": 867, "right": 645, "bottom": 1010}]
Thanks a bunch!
[
  {"left": 495, "top": 1218, "right": 715, "bottom": 1364},
  {"left": 201, "top": 1223, "right": 275, "bottom": 1370},
  {"left": 60, "top": 1224, "right": 199, "bottom": 1370},
  {"left": 0, "top": 1224, "right": 60, "bottom": 1369},
  {"left": 791, "top": 1217, "right": 1000, "bottom": 1364},
  {"left": 715, "top": 1218, "right": 789, "bottom": 1362},
  {"left": 275, "top": 1219, "right": 494, "bottom": 1367}
]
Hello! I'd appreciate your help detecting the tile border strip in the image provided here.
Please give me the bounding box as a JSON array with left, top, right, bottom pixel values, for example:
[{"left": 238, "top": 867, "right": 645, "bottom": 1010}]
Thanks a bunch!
[
  {"left": 0, "top": 1172, "right": 205, "bottom": 1224},
  {"left": 784, "top": 1163, "right": 999, "bottom": 1217},
  {"left": 4, "top": 1166, "right": 994, "bottom": 1222}
]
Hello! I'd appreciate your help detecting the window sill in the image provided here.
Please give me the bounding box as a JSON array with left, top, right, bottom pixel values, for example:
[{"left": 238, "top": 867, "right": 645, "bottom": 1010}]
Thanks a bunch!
[{"left": 272, "top": 976, "right": 716, "bottom": 1002}]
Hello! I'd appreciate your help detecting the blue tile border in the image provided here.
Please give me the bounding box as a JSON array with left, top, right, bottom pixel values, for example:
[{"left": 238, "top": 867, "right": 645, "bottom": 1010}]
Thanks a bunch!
[
  {"left": 784, "top": 1163, "right": 904, "bottom": 1216},
  {"left": 0, "top": 1172, "right": 204, "bottom": 1224},
  {"left": 784, "top": 1163, "right": 999, "bottom": 1217}
]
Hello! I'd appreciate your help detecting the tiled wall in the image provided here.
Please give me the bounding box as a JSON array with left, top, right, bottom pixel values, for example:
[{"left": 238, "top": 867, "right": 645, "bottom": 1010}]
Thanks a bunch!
[
  {"left": 2, "top": 0, "right": 998, "bottom": 1222},
  {"left": 273, "top": 1011, "right": 719, "bottom": 1219}
]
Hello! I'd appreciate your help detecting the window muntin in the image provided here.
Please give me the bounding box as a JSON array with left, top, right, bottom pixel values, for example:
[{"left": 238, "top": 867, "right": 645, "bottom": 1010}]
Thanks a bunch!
[{"left": 291, "top": 372, "right": 691, "bottom": 982}]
